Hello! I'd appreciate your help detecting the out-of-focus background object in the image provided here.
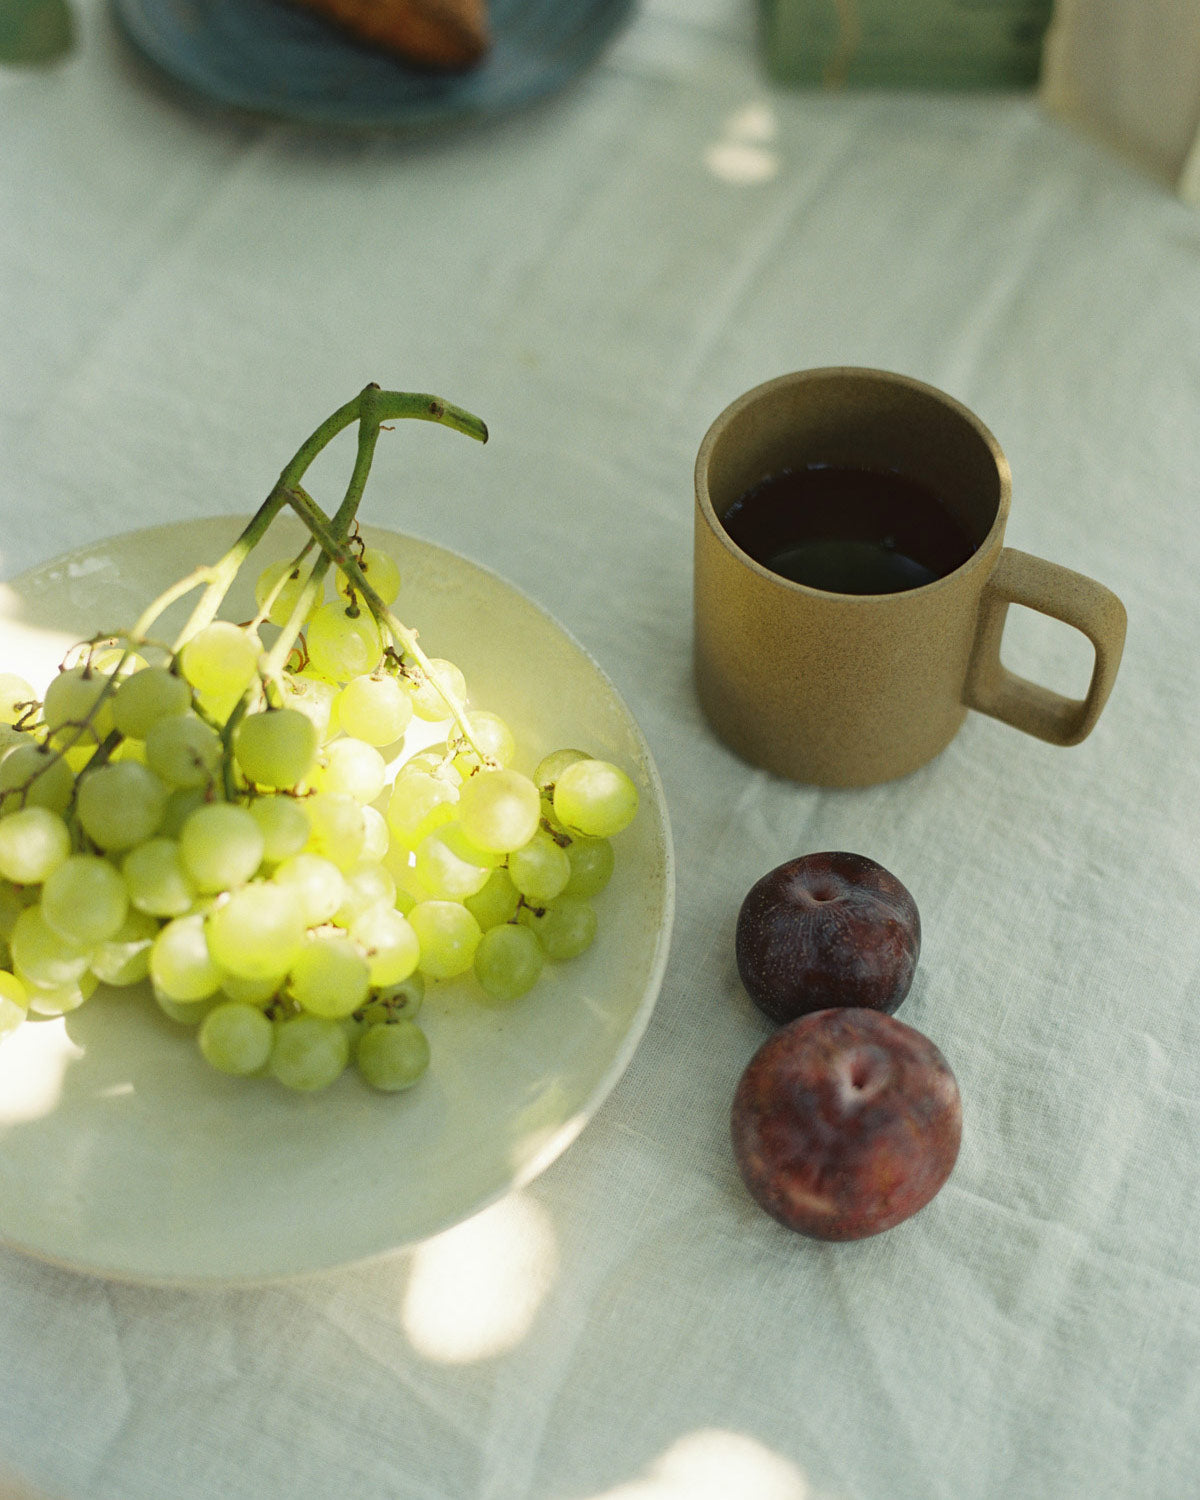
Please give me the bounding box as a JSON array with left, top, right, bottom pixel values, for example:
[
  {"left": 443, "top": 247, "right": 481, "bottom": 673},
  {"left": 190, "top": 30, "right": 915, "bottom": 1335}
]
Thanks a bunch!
[
  {"left": 110, "top": 0, "right": 635, "bottom": 128},
  {"left": 0, "top": 1468, "right": 49, "bottom": 1500},
  {"left": 759, "top": 0, "right": 1054, "bottom": 88},
  {"left": 1039, "top": 0, "right": 1200, "bottom": 204},
  {"left": 758, "top": 0, "right": 1200, "bottom": 204},
  {"left": 0, "top": 0, "right": 75, "bottom": 65}
]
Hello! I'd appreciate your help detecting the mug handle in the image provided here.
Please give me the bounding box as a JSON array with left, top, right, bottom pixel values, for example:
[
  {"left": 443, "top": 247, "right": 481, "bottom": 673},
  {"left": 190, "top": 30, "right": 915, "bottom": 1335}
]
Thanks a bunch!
[{"left": 963, "top": 548, "right": 1127, "bottom": 746}]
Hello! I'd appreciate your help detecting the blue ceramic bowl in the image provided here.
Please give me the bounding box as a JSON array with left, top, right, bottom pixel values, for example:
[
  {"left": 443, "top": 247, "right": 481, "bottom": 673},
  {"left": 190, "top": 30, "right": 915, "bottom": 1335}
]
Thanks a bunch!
[{"left": 113, "top": 0, "right": 636, "bottom": 129}]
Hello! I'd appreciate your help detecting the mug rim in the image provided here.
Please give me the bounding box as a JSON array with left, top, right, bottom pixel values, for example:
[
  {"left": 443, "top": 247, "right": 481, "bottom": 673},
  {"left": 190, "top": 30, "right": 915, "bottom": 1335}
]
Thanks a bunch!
[{"left": 695, "top": 366, "right": 1013, "bottom": 602}]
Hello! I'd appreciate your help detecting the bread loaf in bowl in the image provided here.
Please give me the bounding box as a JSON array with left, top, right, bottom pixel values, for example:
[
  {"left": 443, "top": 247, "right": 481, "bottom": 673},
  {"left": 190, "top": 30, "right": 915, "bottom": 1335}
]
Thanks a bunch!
[{"left": 291, "top": 0, "right": 491, "bottom": 70}]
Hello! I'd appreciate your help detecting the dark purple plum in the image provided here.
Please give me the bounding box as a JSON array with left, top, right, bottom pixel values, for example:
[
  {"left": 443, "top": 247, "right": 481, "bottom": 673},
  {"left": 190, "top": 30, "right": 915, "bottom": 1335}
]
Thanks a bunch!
[
  {"left": 735, "top": 851, "right": 919, "bottom": 1024},
  {"left": 731, "top": 1007, "right": 961, "bottom": 1240}
]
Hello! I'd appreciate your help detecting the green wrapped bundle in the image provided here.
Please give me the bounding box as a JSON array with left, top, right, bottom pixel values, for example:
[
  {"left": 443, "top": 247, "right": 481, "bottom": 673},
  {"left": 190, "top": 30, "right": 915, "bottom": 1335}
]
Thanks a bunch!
[{"left": 760, "top": 0, "right": 1053, "bottom": 89}]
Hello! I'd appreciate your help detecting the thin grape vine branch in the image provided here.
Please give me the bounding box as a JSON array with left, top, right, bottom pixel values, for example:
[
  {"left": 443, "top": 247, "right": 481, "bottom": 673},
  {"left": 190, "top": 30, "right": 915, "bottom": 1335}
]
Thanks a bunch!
[{"left": 3, "top": 387, "right": 489, "bottom": 806}]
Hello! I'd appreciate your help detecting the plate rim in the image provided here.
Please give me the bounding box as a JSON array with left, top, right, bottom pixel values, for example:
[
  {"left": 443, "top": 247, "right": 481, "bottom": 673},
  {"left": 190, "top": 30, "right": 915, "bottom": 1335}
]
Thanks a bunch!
[{"left": 0, "top": 514, "right": 676, "bottom": 1285}]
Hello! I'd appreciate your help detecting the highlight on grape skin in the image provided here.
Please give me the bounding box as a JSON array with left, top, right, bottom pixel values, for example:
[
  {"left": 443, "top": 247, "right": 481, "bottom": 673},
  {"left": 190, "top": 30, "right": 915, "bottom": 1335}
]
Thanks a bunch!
[{"left": 0, "top": 388, "right": 642, "bottom": 1095}]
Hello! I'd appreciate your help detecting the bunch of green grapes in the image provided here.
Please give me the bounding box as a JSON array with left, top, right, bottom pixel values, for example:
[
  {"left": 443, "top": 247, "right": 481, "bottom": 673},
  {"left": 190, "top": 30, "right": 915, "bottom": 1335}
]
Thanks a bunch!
[{"left": 0, "top": 541, "right": 639, "bottom": 1095}]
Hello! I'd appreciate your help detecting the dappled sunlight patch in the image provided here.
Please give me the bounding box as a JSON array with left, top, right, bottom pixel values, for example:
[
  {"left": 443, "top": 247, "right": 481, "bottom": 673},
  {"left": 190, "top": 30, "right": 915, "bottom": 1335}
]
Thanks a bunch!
[
  {"left": 0, "top": 1018, "right": 81, "bottom": 1125},
  {"left": 704, "top": 102, "right": 781, "bottom": 185},
  {"left": 401, "top": 1190, "right": 558, "bottom": 1363},
  {"left": 579, "top": 1429, "right": 812, "bottom": 1500}
]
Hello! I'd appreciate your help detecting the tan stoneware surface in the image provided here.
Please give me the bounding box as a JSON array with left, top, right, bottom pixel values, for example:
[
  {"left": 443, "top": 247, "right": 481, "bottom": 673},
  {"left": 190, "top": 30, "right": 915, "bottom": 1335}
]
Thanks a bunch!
[{"left": 693, "top": 368, "right": 1127, "bottom": 786}]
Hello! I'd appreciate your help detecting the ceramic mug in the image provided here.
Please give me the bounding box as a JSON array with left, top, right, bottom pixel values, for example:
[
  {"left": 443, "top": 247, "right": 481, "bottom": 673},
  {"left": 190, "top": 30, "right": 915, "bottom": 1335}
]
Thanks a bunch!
[{"left": 693, "top": 368, "right": 1127, "bottom": 787}]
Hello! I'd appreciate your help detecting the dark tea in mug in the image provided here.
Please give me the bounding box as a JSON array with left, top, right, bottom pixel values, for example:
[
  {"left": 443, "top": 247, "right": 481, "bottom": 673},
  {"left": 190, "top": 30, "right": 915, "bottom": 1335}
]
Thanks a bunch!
[{"left": 719, "top": 463, "right": 977, "bottom": 595}]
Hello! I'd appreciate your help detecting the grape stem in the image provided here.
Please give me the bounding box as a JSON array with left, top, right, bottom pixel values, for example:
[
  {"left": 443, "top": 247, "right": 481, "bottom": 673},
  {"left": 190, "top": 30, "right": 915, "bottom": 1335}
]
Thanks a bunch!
[
  {"left": 279, "top": 483, "right": 490, "bottom": 763},
  {"left": 255, "top": 402, "right": 387, "bottom": 695},
  {"left": 7, "top": 388, "right": 490, "bottom": 808},
  {"left": 249, "top": 539, "right": 317, "bottom": 634},
  {"left": 126, "top": 388, "right": 486, "bottom": 652}
]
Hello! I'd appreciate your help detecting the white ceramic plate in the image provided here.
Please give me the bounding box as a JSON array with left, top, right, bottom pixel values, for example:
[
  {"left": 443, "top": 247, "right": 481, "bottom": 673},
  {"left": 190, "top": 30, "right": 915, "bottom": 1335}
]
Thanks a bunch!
[{"left": 0, "top": 517, "right": 673, "bottom": 1284}]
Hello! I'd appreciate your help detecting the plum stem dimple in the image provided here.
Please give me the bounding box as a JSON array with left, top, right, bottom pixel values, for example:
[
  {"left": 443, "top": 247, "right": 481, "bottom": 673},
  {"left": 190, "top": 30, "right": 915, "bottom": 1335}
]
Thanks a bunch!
[{"left": 837, "top": 1046, "right": 889, "bottom": 1106}]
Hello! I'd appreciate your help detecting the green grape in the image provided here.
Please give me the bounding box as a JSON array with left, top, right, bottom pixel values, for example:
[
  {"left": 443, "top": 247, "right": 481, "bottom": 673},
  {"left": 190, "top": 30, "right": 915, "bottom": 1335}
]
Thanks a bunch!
[
  {"left": 42, "top": 855, "right": 128, "bottom": 947},
  {"left": 457, "top": 768, "right": 540, "bottom": 854},
  {"left": 179, "top": 621, "right": 261, "bottom": 702},
  {"left": 563, "top": 836, "right": 615, "bottom": 898},
  {"left": 332, "top": 861, "right": 395, "bottom": 927},
  {"left": 62, "top": 742, "right": 98, "bottom": 775},
  {"left": 255, "top": 558, "right": 319, "bottom": 628},
  {"left": 349, "top": 904, "right": 420, "bottom": 988},
  {"left": 281, "top": 672, "right": 338, "bottom": 742},
  {"left": 473, "top": 922, "right": 544, "bottom": 1002},
  {"left": 533, "top": 747, "right": 588, "bottom": 794},
  {"left": 336, "top": 546, "right": 402, "bottom": 607},
  {"left": 144, "top": 711, "right": 223, "bottom": 790},
  {"left": 552, "top": 759, "right": 639, "bottom": 838},
  {"left": 153, "top": 990, "right": 218, "bottom": 1026},
  {"left": 41, "top": 665, "right": 115, "bottom": 741},
  {"left": 0, "top": 743, "right": 74, "bottom": 816},
  {"left": 199, "top": 1001, "right": 274, "bottom": 1076},
  {"left": 403, "top": 747, "right": 462, "bottom": 784},
  {"left": 10, "top": 906, "right": 90, "bottom": 988},
  {"left": 340, "top": 1010, "right": 373, "bottom": 1047},
  {"left": 408, "top": 899, "right": 481, "bottom": 980},
  {"left": 450, "top": 710, "right": 516, "bottom": 775},
  {"left": 464, "top": 868, "right": 521, "bottom": 931},
  {"left": 519, "top": 895, "right": 598, "bottom": 961},
  {"left": 355, "top": 1019, "right": 429, "bottom": 1092},
  {"left": 357, "top": 969, "right": 424, "bottom": 1024},
  {"left": 90, "top": 647, "right": 146, "bottom": 679},
  {"left": 248, "top": 794, "right": 310, "bottom": 865},
  {"left": 306, "top": 601, "right": 383, "bottom": 681},
  {"left": 205, "top": 881, "right": 306, "bottom": 982},
  {"left": 334, "top": 673, "right": 413, "bottom": 748},
  {"left": 109, "top": 737, "right": 149, "bottom": 765},
  {"left": 0, "top": 806, "right": 71, "bottom": 885},
  {"left": 234, "top": 707, "right": 318, "bottom": 790},
  {"left": 288, "top": 932, "right": 371, "bottom": 1019},
  {"left": 409, "top": 658, "right": 468, "bottom": 722},
  {"left": 179, "top": 802, "right": 264, "bottom": 893},
  {"left": 219, "top": 971, "right": 280, "bottom": 1006},
  {"left": 90, "top": 908, "right": 158, "bottom": 986},
  {"left": 340, "top": 1009, "right": 373, "bottom": 1046},
  {"left": 0, "top": 674, "right": 35, "bottom": 727},
  {"left": 302, "top": 791, "right": 366, "bottom": 871},
  {"left": 159, "top": 786, "right": 207, "bottom": 839},
  {"left": 381, "top": 844, "right": 424, "bottom": 914},
  {"left": 150, "top": 913, "right": 222, "bottom": 1001},
  {"left": 122, "top": 838, "right": 196, "bottom": 918},
  {"left": 77, "top": 762, "right": 169, "bottom": 851},
  {"left": 360, "top": 804, "right": 389, "bottom": 864},
  {"left": 0, "top": 880, "right": 33, "bottom": 939},
  {"left": 273, "top": 852, "right": 347, "bottom": 926},
  {"left": 23, "top": 970, "right": 98, "bottom": 1017},
  {"left": 112, "top": 665, "right": 191, "bottom": 739},
  {"left": 0, "top": 969, "right": 29, "bottom": 1036},
  {"left": 0, "top": 724, "right": 27, "bottom": 759},
  {"left": 270, "top": 1013, "right": 350, "bottom": 1092},
  {"left": 414, "top": 825, "right": 492, "bottom": 901},
  {"left": 309, "top": 735, "right": 388, "bottom": 806},
  {"left": 508, "top": 828, "right": 571, "bottom": 903},
  {"left": 386, "top": 772, "right": 460, "bottom": 856}
]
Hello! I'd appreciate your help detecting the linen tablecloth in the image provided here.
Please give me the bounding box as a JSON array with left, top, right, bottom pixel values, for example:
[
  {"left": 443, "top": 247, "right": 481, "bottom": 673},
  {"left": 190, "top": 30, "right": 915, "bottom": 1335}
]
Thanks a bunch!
[{"left": 2, "top": 2, "right": 1198, "bottom": 1497}]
